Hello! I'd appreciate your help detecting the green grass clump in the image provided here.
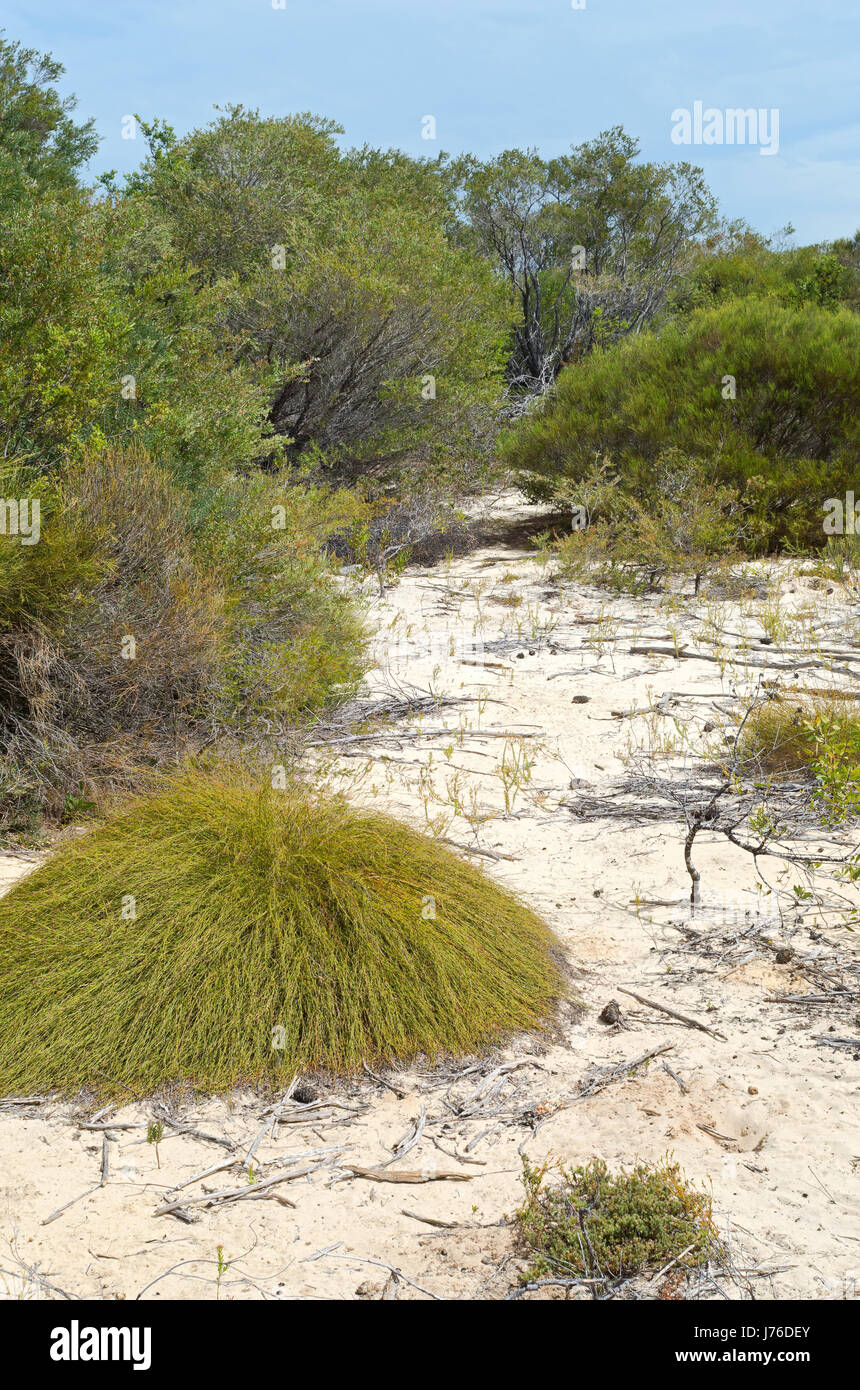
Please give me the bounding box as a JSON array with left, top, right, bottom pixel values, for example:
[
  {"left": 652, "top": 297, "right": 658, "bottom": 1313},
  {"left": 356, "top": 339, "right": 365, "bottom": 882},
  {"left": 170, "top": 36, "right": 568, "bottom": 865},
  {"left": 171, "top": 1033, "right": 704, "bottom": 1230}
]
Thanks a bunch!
[
  {"left": 0, "top": 771, "right": 562, "bottom": 1097},
  {"left": 516, "top": 1156, "right": 718, "bottom": 1283}
]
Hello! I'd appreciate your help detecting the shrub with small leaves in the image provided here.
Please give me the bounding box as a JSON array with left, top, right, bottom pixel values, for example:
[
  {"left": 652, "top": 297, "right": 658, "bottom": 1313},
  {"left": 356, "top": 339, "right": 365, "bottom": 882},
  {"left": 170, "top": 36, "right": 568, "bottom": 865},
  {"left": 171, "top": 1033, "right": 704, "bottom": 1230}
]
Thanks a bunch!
[{"left": 516, "top": 1156, "right": 718, "bottom": 1283}]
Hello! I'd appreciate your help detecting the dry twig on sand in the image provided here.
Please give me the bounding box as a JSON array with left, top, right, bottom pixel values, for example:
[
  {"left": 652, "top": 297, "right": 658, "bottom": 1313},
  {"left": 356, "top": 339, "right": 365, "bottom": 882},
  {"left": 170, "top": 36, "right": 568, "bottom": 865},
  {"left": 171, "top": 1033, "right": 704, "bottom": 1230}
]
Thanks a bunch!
[{"left": 616, "top": 986, "right": 726, "bottom": 1040}]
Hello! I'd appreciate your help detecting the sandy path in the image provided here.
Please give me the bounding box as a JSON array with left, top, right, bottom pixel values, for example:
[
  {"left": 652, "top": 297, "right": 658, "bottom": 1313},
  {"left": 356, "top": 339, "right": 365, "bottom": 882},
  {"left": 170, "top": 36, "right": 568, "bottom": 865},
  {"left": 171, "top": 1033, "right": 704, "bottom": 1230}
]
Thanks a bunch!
[{"left": 1, "top": 494, "right": 858, "bottom": 1301}]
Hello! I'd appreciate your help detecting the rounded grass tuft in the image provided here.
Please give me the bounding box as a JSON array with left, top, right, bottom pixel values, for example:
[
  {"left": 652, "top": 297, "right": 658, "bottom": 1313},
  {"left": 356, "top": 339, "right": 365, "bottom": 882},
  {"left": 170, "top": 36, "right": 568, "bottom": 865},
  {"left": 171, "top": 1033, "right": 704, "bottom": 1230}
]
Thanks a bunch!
[{"left": 0, "top": 771, "right": 563, "bottom": 1097}]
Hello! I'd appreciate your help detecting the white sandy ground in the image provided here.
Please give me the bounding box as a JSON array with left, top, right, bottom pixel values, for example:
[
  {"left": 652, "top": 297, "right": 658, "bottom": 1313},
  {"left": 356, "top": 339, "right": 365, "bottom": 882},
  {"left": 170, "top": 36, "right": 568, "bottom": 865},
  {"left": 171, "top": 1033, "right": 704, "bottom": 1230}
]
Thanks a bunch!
[{"left": 1, "top": 492, "right": 859, "bottom": 1301}]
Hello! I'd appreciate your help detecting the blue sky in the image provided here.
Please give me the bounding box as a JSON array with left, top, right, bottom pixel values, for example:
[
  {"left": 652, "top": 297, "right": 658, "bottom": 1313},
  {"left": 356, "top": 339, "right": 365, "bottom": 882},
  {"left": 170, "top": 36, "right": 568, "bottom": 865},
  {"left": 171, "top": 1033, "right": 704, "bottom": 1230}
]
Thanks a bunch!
[{"left": 6, "top": 0, "right": 859, "bottom": 242}]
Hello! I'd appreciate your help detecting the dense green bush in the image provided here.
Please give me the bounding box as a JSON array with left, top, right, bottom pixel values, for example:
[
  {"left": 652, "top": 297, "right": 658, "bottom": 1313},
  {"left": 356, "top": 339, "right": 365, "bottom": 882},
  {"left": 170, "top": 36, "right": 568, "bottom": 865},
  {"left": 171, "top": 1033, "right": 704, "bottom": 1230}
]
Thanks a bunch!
[
  {"left": 550, "top": 452, "right": 748, "bottom": 594},
  {"left": 738, "top": 694, "right": 860, "bottom": 825},
  {"left": 0, "top": 193, "right": 129, "bottom": 466},
  {"left": 507, "top": 295, "right": 860, "bottom": 549},
  {"left": 671, "top": 230, "right": 860, "bottom": 317},
  {"left": 192, "top": 470, "right": 367, "bottom": 728}
]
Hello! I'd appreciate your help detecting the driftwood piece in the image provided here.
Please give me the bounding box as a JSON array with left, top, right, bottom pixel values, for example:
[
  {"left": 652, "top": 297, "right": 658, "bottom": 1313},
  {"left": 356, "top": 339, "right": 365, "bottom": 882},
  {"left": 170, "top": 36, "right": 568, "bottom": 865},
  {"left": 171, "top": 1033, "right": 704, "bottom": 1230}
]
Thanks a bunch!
[
  {"left": 362, "top": 1062, "right": 407, "bottom": 1099},
  {"left": 382, "top": 1104, "right": 426, "bottom": 1168},
  {"left": 344, "top": 1165, "right": 477, "bottom": 1184},
  {"left": 153, "top": 1162, "right": 325, "bottom": 1216},
  {"left": 697, "top": 1122, "right": 739, "bottom": 1143},
  {"left": 400, "top": 1209, "right": 459, "bottom": 1229},
  {"left": 662, "top": 1060, "right": 689, "bottom": 1094}
]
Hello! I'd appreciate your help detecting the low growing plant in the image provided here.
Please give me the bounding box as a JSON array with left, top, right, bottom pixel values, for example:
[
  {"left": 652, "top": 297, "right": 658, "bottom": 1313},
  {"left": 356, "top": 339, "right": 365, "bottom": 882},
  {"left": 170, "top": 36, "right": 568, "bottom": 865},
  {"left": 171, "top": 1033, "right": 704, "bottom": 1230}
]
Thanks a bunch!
[
  {"left": 516, "top": 1155, "right": 718, "bottom": 1285},
  {"left": 738, "top": 695, "right": 860, "bottom": 824}
]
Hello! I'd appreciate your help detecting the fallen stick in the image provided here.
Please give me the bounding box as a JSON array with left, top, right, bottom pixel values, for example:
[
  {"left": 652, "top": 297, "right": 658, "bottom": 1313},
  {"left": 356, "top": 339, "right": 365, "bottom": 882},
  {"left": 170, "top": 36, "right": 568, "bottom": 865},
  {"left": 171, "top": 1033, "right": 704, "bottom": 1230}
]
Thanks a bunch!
[
  {"left": 578, "top": 1044, "right": 675, "bottom": 1098},
  {"left": 324, "top": 1253, "right": 442, "bottom": 1301},
  {"left": 383, "top": 1103, "right": 426, "bottom": 1167},
  {"left": 628, "top": 644, "right": 694, "bottom": 659},
  {"left": 765, "top": 992, "right": 856, "bottom": 1004},
  {"left": 697, "top": 1122, "right": 739, "bottom": 1143},
  {"left": 344, "top": 1165, "right": 478, "bottom": 1184},
  {"left": 362, "top": 1061, "right": 408, "bottom": 1099},
  {"left": 165, "top": 1158, "right": 239, "bottom": 1194},
  {"left": 649, "top": 1243, "right": 697, "bottom": 1285},
  {"left": 43, "top": 1135, "right": 110, "bottom": 1226},
  {"left": 401, "top": 1209, "right": 460, "bottom": 1229},
  {"left": 627, "top": 646, "right": 859, "bottom": 678},
  {"left": 662, "top": 1060, "right": 689, "bottom": 1094},
  {"left": 151, "top": 1109, "right": 235, "bottom": 1151},
  {"left": 153, "top": 1163, "right": 322, "bottom": 1216},
  {"left": 617, "top": 986, "right": 727, "bottom": 1040},
  {"left": 443, "top": 838, "right": 518, "bottom": 862},
  {"left": 79, "top": 1121, "right": 148, "bottom": 1132}
]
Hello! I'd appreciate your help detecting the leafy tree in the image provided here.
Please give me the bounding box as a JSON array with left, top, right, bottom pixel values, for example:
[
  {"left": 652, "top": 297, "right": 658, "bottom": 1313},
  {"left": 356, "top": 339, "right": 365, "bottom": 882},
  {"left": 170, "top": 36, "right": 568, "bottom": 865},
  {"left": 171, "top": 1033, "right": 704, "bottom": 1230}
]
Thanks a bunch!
[
  {"left": 95, "top": 193, "right": 273, "bottom": 488},
  {"left": 127, "top": 107, "right": 511, "bottom": 476},
  {"left": 457, "top": 127, "right": 717, "bottom": 396},
  {"left": 0, "top": 193, "right": 127, "bottom": 464},
  {"left": 0, "top": 32, "right": 97, "bottom": 208}
]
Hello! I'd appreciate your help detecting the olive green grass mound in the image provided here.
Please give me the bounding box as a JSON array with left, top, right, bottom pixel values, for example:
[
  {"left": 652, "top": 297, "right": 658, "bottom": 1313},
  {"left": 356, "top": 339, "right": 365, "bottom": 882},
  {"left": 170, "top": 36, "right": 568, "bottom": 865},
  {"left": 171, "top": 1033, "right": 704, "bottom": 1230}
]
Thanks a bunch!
[{"left": 0, "top": 772, "right": 563, "bottom": 1097}]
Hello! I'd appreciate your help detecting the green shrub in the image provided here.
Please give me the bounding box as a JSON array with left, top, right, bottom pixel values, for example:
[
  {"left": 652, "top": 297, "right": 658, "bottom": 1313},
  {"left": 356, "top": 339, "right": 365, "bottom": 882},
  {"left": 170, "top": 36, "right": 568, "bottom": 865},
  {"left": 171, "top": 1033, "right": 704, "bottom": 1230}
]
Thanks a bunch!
[
  {"left": 0, "top": 770, "right": 562, "bottom": 1095},
  {"left": 739, "top": 695, "right": 860, "bottom": 825},
  {"left": 671, "top": 239, "right": 860, "bottom": 317},
  {"left": 507, "top": 296, "right": 860, "bottom": 550},
  {"left": 191, "top": 470, "right": 367, "bottom": 726},
  {"left": 0, "top": 447, "right": 224, "bottom": 818},
  {"left": 0, "top": 192, "right": 128, "bottom": 465},
  {"left": 0, "top": 448, "right": 366, "bottom": 825},
  {"left": 130, "top": 108, "right": 510, "bottom": 477},
  {"left": 0, "top": 461, "right": 106, "bottom": 634},
  {"left": 516, "top": 1156, "right": 717, "bottom": 1283},
  {"left": 551, "top": 453, "right": 746, "bottom": 594}
]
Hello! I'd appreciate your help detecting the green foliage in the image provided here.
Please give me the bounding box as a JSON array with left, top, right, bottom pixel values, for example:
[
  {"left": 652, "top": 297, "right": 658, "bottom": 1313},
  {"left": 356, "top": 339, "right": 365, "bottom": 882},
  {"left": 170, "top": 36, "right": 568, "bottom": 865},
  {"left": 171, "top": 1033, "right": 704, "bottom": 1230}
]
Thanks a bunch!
[
  {"left": 458, "top": 127, "right": 716, "bottom": 389},
  {"left": 508, "top": 295, "right": 860, "bottom": 549},
  {"left": 0, "top": 193, "right": 128, "bottom": 465},
  {"left": 672, "top": 228, "right": 860, "bottom": 317},
  {"left": 192, "top": 470, "right": 367, "bottom": 727},
  {"left": 0, "top": 187, "right": 265, "bottom": 484},
  {"left": 739, "top": 695, "right": 860, "bottom": 825},
  {"left": 0, "top": 461, "right": 105, "bottom": 633},
  {"left": 0, "top": 32, "right": 97, "bottom": 210},
  {"left": 0, "top": 448, "right": 366, "bottom": 822},
  {"left": 95, "top": 194, "right": 273, "bottom": 488},
  {"left": 0, "top": 446, "right": 224, "bottom": 819},
  {"left": 0, "top": 770, "right": 562, "bottom": 1095},
  {"left": 128, "top": 106, "right": 510, "bottom": 475},
  {"left": 551, "top": 453, "right": 747, "bottom": 594},
  {"left": 516, "top": 1156, "right": 717, "bottom": 1282}
]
